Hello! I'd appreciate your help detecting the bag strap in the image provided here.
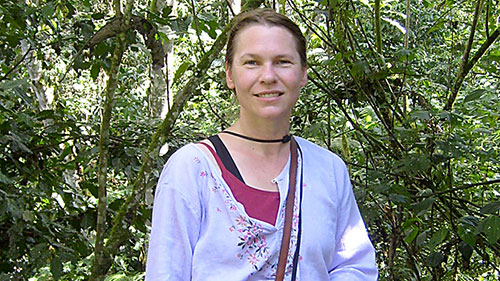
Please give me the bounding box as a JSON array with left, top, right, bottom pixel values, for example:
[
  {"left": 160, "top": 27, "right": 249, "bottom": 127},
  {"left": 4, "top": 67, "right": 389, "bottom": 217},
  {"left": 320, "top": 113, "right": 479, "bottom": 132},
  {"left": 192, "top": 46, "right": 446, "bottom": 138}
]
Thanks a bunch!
[
  {"left": 275, "top": 137, "right": 299, "bottom": 281},
  {"left": 207, "top": 135, "right": 245, "bottom": 182}
]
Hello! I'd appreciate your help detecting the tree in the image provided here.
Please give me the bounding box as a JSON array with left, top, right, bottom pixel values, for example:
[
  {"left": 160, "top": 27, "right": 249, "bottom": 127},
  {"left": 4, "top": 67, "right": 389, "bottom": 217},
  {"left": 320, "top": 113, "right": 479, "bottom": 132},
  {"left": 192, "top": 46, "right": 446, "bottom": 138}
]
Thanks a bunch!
[
  {"left": 287, "top": 0, "right": 500, "bottom": 279},
  {"left": 1, "top": 0, "right": 499, "bottom": 280}
]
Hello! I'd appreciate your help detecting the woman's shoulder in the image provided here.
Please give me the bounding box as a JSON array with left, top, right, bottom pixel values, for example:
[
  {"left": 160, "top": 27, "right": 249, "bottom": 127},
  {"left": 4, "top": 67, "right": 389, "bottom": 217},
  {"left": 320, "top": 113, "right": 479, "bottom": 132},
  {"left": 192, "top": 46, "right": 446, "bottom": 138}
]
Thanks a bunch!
[
  {"left": 162, "top": 142, "right": 211, "bottom": 170},
  {"left": 294, "top": 137, "right": 345, "bottom": 165}
]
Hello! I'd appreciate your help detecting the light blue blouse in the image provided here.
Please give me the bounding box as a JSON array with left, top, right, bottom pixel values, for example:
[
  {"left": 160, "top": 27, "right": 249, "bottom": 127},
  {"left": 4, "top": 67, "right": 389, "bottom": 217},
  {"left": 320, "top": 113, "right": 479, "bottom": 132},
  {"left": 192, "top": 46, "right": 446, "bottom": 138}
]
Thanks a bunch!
[{"left": 146, "top": 137, "right": 378, "bottom": 280}]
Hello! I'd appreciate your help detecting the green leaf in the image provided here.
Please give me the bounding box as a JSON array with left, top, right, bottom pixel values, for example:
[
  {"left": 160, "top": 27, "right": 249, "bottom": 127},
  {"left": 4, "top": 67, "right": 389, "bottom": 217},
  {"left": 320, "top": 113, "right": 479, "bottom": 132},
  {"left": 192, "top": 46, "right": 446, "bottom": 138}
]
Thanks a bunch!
[
  {"left": 173, "top": 61, "right": 191, "bottom": 83},
  {"left": 402, "top": 218, "right": 420, "bottom": 229},
  {"left": 389, "top": 194, "right": 410, "bottom": 203},
  {"left": 388, "top": 184, "right": 411, "bottom": 203},
  {"left": 6, "top": 198, "right": 22, "bottom": 220},
  {"left": 73, "top": 239, "right": 91, "bottom": 257},
  {"left": 464, "top": 89, "right": 486, "bottom": 103},
  {"left": 428, "top": 228, "right": 448, "bottom": 249},
  {"left": 411, "top": 110, "right": 431, "bottom": 121},
  {"left": 412, "top": 197, "right": 435, "bottom": 216},
  {"left": 50, "top": 254, "right": 63, "bottom": 280},
  {"left": 458, "top": 241, "right": 473, "bottom": 260},
  {"left": 6, "top": 134, "right": 32, "bottom": 153},
  {"left": 0, "top": 170, "right": 11, "bottom": 184},
  {"left": 426, "top": 251, "right": 445, "bottom": 267},
  {"left": 482, "top": 215, "right": 500, "bottom": 244},
  {"left": 0, "top": 79, "right": 29, "bottom": 91},
  {"left": 457, "top": 224, "right": 477, "bottom": 246},
  {"left": 42, "top": 3, "right": 55, "bottom": 19},
  {"left": 91, "top": 13, "right": 106, "bottom": 20},
  {"left": 480, "top": 201, "right": 500, "bottom": 214},
  {"left": 416, "top": 230, "right": 429, "bottom": 248},
  {"left": 157, "top": 31, "right": 170, "bottom": 45},
  {"left": 91, "top": 63, "right": 101, "bottom": 80},
  {"left": 94, "top": 42, "right": 110, "bottom": 57},
  {"left": 161, "top": 6, "right": 173, "bottom": 17},
  {"left": 404, "top": 227, "right": 419, "bottom": 244},
  {"left": 351, "top": 61, "right": 370, "bottom": 76}
]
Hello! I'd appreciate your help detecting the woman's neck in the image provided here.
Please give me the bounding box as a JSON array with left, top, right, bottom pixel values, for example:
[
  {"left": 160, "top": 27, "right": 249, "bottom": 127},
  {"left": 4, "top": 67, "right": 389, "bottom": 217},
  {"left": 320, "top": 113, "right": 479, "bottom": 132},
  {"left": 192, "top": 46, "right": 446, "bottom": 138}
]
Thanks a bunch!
[
  {"left": 231, "top": 116, "right": 290, "bottom": 140},
  {"left": 224, "top": 119, "right": 291, "bottom": 158}
]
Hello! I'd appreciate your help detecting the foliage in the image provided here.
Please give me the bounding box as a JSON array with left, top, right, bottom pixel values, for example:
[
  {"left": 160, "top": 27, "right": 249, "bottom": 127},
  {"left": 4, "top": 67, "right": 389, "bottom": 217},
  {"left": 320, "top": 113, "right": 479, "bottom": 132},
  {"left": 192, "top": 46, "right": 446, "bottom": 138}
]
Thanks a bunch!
[
  {"left": 288, "top": 0, "right": 500, "bottom": 280},
  {"left": 0, "top": 0, "right": 499, "bottom": 280}
]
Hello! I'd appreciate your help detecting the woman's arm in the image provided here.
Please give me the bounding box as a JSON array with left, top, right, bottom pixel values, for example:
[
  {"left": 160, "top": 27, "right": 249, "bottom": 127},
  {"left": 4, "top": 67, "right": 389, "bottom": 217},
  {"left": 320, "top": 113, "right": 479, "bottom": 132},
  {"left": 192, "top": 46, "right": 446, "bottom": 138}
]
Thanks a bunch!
[
  {"left": 328, "top": 164, "right": 378, "bottom": 280},
  {"left": 145, "top": 146, "right": 203, "bottom": 281}
]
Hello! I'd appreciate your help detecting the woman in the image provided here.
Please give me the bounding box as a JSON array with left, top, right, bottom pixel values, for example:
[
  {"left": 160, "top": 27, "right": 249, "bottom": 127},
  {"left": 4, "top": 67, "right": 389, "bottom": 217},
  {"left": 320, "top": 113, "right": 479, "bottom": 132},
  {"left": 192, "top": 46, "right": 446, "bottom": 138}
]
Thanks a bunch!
[{"left": 146, "top": 8, "right": 378, "bottom": 281}]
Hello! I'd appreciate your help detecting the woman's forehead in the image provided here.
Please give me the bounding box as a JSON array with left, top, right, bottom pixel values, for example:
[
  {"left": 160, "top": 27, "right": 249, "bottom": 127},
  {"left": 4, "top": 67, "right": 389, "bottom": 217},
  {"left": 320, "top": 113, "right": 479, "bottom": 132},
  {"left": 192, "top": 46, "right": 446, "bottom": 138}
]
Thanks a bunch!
[{"left": 232, "top": 25, "right": 298, "bottom": 55}]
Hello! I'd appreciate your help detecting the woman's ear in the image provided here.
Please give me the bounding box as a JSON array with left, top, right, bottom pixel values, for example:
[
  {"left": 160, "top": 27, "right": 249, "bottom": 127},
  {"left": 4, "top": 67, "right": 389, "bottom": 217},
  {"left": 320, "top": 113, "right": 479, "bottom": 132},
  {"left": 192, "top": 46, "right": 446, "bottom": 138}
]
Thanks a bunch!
[
  {"left": 300, "top": 66, "right": 308, "bottom": 87},
  {"left": 225, "top": 63, "right": 235, "bottom": 89}
]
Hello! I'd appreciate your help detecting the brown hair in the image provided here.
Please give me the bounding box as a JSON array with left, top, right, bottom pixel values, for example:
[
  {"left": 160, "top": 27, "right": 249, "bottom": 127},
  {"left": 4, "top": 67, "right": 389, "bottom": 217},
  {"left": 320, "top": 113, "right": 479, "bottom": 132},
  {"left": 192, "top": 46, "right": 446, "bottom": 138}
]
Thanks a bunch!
[{"left": 225, "top": 8, "right": 307, "bottom": 67}]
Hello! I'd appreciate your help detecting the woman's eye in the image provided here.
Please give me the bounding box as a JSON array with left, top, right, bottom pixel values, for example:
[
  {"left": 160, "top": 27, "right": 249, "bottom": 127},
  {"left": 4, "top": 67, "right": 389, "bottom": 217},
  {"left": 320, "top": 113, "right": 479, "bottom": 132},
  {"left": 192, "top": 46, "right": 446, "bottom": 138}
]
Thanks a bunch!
[
  {"left": 278, "top": 60, "right": 292, "bottom": 65},
  {"left": 244, "top": 60, "right": 257, "bottom": 65}
]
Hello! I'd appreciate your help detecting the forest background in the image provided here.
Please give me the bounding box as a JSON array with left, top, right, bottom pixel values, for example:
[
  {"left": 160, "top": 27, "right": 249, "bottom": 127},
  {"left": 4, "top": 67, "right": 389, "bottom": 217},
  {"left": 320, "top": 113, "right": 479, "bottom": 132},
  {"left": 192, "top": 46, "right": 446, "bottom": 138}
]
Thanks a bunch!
[{"left": 1, "top": 0, "right": 499, "bottom": 280}]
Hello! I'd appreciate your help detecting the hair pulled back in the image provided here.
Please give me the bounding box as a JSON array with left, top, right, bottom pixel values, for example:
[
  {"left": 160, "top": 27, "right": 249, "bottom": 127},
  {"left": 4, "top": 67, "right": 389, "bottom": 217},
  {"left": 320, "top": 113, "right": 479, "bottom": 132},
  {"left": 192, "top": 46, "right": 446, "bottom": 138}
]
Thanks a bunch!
[{"left": 225, "top": 8, "right": 307, "bottom": 67}]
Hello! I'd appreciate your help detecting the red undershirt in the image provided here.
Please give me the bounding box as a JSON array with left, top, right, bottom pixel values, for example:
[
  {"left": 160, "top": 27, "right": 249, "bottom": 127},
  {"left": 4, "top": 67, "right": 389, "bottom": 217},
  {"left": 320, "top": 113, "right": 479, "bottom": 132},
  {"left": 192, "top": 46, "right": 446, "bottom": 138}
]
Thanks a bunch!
[{"left": 199, "top": 142, "right": 280, "bottom": 225}]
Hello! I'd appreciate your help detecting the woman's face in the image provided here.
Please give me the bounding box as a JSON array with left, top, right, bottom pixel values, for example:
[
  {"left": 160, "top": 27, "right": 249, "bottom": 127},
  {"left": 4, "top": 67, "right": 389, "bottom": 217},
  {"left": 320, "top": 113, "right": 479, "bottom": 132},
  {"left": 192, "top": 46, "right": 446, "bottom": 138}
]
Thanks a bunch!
[{"left": 226, "top": 24, "right": 307, "bottom": 122}]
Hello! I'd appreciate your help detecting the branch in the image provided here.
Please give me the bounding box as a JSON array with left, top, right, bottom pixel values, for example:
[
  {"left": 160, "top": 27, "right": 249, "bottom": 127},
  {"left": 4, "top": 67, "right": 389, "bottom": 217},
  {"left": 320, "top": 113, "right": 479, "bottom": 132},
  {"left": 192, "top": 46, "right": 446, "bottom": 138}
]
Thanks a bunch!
[
  {"left": 287, "top": 0, "right": 339, "bottom": 52},
  {"left": 59, "top": 15, "right": 166, "bottom": 83},
  {"left": 91, "top": 0, "right": 265, "bottom": 278},
  {"left": 190, "top": 0, "right": 206, "bottom": 56},
  {"left": 89, "top": 0, "right": 134, "bottom": 280},
  {"left": 90, "top": 32, "right": 127, "bottom": 281},
  {"left": 225, "top": 0, "right": 236, "bottom": 16},
  {"left": 374, "top": 0, "right": 382, "bottom": 54},
  {"left": 417, "top": 178, "right": 500, "bottom": 199},
  {"left": 444, "top": 0, "right": 484, "bottom": 111},
  {"left": 445, "top": 27, "right": 499, "bottom": 111},
  {"left": 0, "top": 45, "right": 33, "bottom": 82}
]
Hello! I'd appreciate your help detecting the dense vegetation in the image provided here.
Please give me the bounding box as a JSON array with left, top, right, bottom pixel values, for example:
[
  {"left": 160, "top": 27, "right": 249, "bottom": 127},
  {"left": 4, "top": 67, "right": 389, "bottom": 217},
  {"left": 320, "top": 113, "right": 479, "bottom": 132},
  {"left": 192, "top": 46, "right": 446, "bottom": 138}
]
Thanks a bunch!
[{"left": 0, "top": 0, "right": 499, "bottom": 280}]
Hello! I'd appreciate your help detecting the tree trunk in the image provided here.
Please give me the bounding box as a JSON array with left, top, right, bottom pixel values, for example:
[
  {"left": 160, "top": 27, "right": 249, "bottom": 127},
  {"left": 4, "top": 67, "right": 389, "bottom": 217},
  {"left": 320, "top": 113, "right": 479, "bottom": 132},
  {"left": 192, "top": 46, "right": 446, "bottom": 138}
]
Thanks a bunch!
[
  {"left": 21, "top": 40, "right": 51, "bottom": 112},
  {"left": 90, "top": 0, "right": 135, "bottom": 280},
  {"left": 148, "top": 0, "right": 176, "bottom": 118},
  {"left": 88, "top": 0, "right": 264, "bottom": 279},
  {"left": 91, "top": 29, "right": 127, "bottom": 281}
]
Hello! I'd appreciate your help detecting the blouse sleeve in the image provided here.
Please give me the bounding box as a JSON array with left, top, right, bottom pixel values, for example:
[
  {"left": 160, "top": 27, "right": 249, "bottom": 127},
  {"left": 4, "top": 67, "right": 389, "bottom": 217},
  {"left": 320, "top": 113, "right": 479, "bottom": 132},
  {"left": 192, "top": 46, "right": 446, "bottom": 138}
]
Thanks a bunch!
[
  {"left": 145, "top": 146, "right": 203, "bottom": 281},
  {"left": 328, "top": 162, "right": 378, "bottom": 280}
]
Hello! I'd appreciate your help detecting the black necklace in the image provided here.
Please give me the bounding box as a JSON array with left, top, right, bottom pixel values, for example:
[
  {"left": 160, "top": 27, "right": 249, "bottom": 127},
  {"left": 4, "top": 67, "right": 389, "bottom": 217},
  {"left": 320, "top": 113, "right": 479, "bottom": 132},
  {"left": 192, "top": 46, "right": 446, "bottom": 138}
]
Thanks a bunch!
[{"left": 221, "top": 130, "right": 291, "bottom": 143}]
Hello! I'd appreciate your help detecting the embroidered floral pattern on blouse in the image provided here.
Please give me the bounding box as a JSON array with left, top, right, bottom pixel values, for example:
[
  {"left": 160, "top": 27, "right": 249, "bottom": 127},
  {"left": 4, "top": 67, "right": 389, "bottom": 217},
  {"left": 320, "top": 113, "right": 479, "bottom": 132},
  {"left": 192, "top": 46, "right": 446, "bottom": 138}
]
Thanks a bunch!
[
  {"left": 198, "top": 151, "right": 303, "bottom": 277},
  {"left": 231, "top": 215, "right": 270, "bottom": 270}
]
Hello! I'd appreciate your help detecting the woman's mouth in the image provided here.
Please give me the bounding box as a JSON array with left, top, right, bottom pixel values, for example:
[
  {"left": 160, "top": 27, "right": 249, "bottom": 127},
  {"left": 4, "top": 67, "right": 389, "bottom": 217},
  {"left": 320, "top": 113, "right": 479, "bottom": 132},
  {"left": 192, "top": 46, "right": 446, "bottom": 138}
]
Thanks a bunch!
[{"left": 255, "top": 92, "right": 282, "bottom": 98}]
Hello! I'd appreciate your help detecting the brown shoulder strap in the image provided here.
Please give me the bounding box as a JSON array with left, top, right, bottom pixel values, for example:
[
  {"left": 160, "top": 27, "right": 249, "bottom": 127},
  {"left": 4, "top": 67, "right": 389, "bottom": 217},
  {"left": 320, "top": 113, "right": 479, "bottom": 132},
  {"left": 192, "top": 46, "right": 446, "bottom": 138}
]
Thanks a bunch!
[{"left": 275, "top": 137, "right": 298, "bottom": 281}]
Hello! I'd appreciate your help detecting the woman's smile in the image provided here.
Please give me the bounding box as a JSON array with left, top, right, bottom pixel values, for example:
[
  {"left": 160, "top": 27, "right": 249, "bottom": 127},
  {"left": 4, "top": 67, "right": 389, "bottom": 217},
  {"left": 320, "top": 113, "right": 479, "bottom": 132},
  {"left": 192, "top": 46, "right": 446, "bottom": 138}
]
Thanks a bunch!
[
  {"left": 254, "top": 91, "right": 283, "bottom": 98},
  {"left": 225, "top": 24, "right": 307, "bottom": 122}
]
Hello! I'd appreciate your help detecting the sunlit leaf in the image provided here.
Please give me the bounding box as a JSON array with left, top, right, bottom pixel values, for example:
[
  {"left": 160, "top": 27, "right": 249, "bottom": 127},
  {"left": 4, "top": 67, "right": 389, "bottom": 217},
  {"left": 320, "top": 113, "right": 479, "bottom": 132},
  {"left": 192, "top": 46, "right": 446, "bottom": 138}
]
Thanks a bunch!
[
  {"left": 405, "top": 227, "right": 419, "bottom": 244},
  {"left": 382, "top": 17, "right": 407, "bottom": 34},
  {"left": 159, "top": 142, "right": 169, "bottom": 156}
]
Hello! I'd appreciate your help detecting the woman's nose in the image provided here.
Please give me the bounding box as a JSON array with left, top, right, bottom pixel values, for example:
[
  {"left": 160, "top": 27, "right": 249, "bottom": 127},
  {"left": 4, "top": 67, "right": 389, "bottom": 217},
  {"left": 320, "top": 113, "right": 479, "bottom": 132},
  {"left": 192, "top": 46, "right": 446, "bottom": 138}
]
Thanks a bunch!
[{"left": 259, "top": 63, "right": 278, "bottom": 84}]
